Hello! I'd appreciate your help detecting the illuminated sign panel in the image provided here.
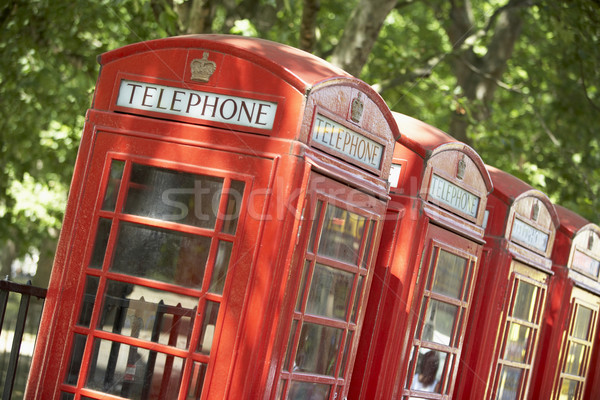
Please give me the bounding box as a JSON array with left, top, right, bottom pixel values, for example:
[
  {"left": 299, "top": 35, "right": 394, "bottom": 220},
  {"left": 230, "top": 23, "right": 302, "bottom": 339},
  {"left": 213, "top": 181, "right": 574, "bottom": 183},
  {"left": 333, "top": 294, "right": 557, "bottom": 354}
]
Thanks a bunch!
[
  {"left": 116, "top": 80, "right": 278, "bottom": 130},
  {"left": 311, "top": 114, "right": 383, "bottom": 170},
  {"left": 511, "top": 218, "right": 549, "bottom": 253},
  {"left": 428, "top": 174, "right": 480, "bottom": 218}
]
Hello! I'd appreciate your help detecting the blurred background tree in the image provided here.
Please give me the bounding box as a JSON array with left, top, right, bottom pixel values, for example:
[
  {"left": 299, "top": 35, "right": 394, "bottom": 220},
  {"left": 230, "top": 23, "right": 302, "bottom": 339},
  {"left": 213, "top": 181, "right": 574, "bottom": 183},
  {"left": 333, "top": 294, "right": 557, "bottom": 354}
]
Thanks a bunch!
[{"left": 1, "top": 0, "right": 598, "bottom": 285}]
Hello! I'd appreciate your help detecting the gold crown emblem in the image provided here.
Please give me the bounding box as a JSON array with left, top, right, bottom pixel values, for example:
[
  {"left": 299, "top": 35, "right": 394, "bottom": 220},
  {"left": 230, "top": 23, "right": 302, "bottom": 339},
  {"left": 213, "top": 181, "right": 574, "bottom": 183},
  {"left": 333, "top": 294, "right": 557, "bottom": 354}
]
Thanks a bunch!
[{"left": 190, "top": 52, "right": 217, "bottom": 82}]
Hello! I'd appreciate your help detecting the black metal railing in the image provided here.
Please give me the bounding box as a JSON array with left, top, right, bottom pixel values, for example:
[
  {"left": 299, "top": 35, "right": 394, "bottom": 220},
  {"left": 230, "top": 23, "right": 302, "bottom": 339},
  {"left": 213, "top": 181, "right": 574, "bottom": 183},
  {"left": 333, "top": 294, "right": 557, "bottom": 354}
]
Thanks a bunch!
[{"left": 0, "top": 279, "right": 47, "bottom": 400}]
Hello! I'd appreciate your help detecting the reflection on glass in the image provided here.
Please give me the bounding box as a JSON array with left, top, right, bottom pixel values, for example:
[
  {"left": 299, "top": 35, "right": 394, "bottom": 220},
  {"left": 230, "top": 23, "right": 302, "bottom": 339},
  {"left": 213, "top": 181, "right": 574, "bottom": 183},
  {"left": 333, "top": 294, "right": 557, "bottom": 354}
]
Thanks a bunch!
[
  {"left": 361, "top": 222, "right": 375, "bottom": 269},
  {"left": 123, "top": 163, "right": 224, "bottom": 229},
  {"left": 513, "top": 281, "right": 537, "bottom": 322},
  {"left": 308, "top": 201, "right": 323, "bottom": 254},
  {"left": 421, "top": 300, "right": 458, "bottom": 346},
  {"left": 64, "top": 334, "right": 87, "bottom": 385},
  {"left": 306, "top": 263, "right": 353, "bottom": 320},
  {"left": 101, "top": 160, "right": 125, "bottom": 211},
  {"left": 431, "top": 250, "right": 467, "bottom": 299},
  {"left": 198, "top": 300, "right": 220, "bottom": 355},
  {"left": 409, "top": 350, "right": 446, "bottom": 393},
  {"left": 287, "top": 381, "right": 331, "bottom": 400},
  {"left": 573, "top": 306, "right": 593, "bottom": 340},
  {"left": 86, "top": 338, "right": 184, "bottom": 399},
  {"left": 295, "top": 261, "right": 310, "bottom": 312},
  {"left": 339, "top": 331, "right": 353, "bottom": 376},
  {"left": 186, "top": 362, "right": 208, "bottom": 400},
  {"left": 98, "top": 280, "right": 197, "bottom": 349},
  {"left": 221, "top": 180, "right": 245, "bottom": 234},
  {"left": 283, "top": 320, "right": 298, "bottom": 371},
  {"left": 208, "top": 241, "right": 233, "bottom": 295},
  {"left": 497, "top": 365, "right": 523, "bottom": 400},
  {"left": 77, "top": 276, "right": 99, "bottom": 327},
  {"left": 89, "top": 218, "right": 112, "bottom": 269},
  {"left": 564, "top": 342, "right": 585, "bottom": 376},
  {"left": 111, "top": 222, "right": 211, "bottom": 288},
  {"left": 351, "top": 275, "right": 364, "bottom": 323},
  {"left": 503, "top": 323, "right": 530, "bottom": 363},
  {"left": 294, "top": 323, "right": 343, "bottom": 376},
  {"left": 559, "top": 379, "right": 578, "bottom": 400},
  {"left": 317, "top": 205, "right": 366, "bottom": 265}
]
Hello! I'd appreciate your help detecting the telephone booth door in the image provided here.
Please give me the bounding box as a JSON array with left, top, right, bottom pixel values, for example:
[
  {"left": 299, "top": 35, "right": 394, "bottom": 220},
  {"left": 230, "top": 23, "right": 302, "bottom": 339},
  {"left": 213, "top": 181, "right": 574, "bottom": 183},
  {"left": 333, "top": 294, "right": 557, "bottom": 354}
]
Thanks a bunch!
[
  {"left": 401, "top": 224, "right": 480, "bottom": 399},
  {"left": 276, "top": 171, "right": 387, "bottom": 399},
  {"left": 530, "top": 205, "right": 600, "bottom": 400},
  {"left": 37, "top": 126, "right": 273, "bottom": 399},
  {"left": 556, "top": 288, "right": 599, "bottom": 399},
  {"left": 455, "top": 167, "right": 559, "bottom": 400}
]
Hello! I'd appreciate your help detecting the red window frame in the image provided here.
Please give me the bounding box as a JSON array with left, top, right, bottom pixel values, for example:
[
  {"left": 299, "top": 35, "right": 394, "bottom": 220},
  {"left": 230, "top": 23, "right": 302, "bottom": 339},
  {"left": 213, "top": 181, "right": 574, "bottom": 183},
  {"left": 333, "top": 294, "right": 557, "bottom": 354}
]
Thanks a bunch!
[
  {"left": 401, "top": 225, "right": 479, "bottom": 400},
  {"left": 56, "top": 130, "right": 270, "bottom": 400},
  {"left": 276, "top": 172, "right": 386, "bottom": 400}
]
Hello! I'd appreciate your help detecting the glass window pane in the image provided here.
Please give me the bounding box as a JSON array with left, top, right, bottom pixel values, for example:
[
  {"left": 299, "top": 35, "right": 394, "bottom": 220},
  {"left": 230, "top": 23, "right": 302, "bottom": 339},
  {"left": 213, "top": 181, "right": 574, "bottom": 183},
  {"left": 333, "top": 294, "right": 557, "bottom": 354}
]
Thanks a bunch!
[
  {"left": 563, "top": 342, "right": 586, "bottom": 376},
  {"left": 409, "top": 350, "right": 447, "bottom": 393},
  {"left": 86, "top": 339, "right": 184, "bottom": 400},
  {"left": 361, "top": 222, "right": 376, "bottom": 269},
  {"left": 294, "top": 323, "right": 343, "bottom": 376},
  {"left": 295, "top": 261, "right": 310, "bottom": 312},
  {"left": 503, "top": 323, "right": 531, "bottom": 363},
  {"left": 317, "top": 205, "right": 366, "bottom": 265},
  {"left": 186, "top": 362, "right": 208, "bottom": 400},
  {"left": 496, "top": 365, "right": 523, "bottom": 400},
  {"left": 287, "top": 381, "right": 331, "bottom": 400},
  {"left": 573, "top": 306, "right": 593, "bottom": 340},
  {"left": 98, "top": 280, "right": 197, "bottom": 349},
  {"left": 512, "top": 281, "right": 538, "bottom": 322},
  {"left": 431, "top": 250, "right": 467, "bottom": 299},
  {"left": 559, "top": 379, "right": 579, "bottom": 400},
  {"left": 339, "top": 331, "right": 354, "bottom": 376},
  {"left": 306, "top": 263, "right": 354, "bottom": 320},
  {"left": 111, "top": 222, "right": 211, "bottom": 288},
  {"left": 198, "top": 300, "right": 220, "bottom": 355},
  {"left": 283, "top": 320, "right": 298, "bottom": 371},
  {"left": 351, "top": 275, "right": 364, "bottom": 323},
  {"left": 208, "top": 240, "right": 233, "bottom": 295},
  {"left": 421, "top": 300, "right": 458, "bottom": 346},
  {"left": 123, "top": 163, "right": 224, "bottom": 229},
  {"left": 77, "top": 275, "right": 99, "bottom": 327},
  {"left": 89, "top": 218, "right": 112, "bottom": 269},
  {"left": 221, "top": 179, "right": 245, "bottom": 234},
  {"left": 308, "top": 201, "right": 323, "bottom": 254},
  {"left": 64, "top": 334, "right": 87, "bottom": 385},
  {"left": 101, "top": 160, "right": 125, "bottom": 211}
]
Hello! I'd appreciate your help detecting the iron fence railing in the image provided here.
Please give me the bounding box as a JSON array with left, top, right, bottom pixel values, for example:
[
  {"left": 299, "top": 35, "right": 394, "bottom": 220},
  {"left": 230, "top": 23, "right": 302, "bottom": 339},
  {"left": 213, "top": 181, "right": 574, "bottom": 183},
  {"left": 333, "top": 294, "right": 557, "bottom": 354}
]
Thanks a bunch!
[{"left": 0, "top": 279, "right": 47, "bottom": 400}]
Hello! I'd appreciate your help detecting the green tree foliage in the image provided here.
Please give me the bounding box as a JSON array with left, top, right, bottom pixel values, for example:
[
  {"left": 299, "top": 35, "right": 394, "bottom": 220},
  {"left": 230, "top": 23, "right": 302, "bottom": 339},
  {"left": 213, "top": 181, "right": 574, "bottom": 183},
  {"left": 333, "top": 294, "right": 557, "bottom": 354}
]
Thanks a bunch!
[{"left": 1, "top": 0, "right": 598, "bottom": 281}]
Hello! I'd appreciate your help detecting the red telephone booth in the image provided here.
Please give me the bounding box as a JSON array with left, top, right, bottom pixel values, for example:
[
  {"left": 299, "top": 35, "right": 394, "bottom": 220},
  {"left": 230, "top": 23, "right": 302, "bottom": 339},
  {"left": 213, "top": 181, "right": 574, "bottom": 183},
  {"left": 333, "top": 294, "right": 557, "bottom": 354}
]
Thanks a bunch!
[
  {"left": 25, "top": 35, "right": 399, "bottom": 400},
  {"left": 529, "top": 205, "right": 600, "bottom": 400},
  {"left": 454, "top": 166, "right": 559, "bottom": 400},
  {"left": 349, "top": 112, "right": 492, "bottom": 400}
]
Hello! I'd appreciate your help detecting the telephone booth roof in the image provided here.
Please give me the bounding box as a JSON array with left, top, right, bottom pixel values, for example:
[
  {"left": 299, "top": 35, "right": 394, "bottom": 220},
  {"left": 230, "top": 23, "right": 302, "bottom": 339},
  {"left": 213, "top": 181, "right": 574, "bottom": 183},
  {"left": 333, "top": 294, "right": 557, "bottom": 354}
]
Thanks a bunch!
[
  {"left": 555, "top": 204, "right": 591, "bottom": 240},
  {"left": 392, "top": 111, "right": 493, "bottom": 193},
  {"left": 98, "top": 34, "right": 352, "bottom": 91},
  {"left": 487, "top": 165, "right": 558, "bottom": 224}
]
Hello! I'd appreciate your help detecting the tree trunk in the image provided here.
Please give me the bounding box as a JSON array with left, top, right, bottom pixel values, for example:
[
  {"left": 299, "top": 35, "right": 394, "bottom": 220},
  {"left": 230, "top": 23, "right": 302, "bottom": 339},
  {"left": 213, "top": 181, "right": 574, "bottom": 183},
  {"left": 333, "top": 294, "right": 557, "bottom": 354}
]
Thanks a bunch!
[
  {"left": 330, "top": 0, "right": 399, "bottom": 76},
  {"left": 445, "top": 0, "right": 527, "bottom": 144}
]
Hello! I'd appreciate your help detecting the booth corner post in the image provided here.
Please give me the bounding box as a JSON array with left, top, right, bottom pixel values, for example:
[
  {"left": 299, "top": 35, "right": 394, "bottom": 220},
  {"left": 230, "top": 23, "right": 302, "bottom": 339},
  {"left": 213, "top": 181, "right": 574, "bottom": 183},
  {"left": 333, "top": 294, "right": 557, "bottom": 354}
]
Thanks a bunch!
[
  {"left": 25, "top": 34, "right": 399, "bottom": 400},
  {"left": 529, "top": 204, "right": 600, "bottom": 400},
  {"left": 455, "top": 165, "right": 559, "bottom": 400},
  {"left": 349, "top": 111, "right": 492, "bottom": 400}
]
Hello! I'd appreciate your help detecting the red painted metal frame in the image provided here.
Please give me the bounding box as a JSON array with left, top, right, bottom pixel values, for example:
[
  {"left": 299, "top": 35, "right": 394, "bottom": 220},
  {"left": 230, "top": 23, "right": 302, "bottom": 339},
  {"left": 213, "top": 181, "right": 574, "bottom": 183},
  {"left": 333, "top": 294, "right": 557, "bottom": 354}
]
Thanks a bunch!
[
  {"left": 349, "top": 112, "right": 492, "bottom": 400},
  {"left": 455, "top": 166, "right": 559, "bottom": 400},
  {"left": 530, "top": 205, "right": 600, "bottom": 400},
  {"left": 26, "top": 35, "right": 399, "bottom": 400}
]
